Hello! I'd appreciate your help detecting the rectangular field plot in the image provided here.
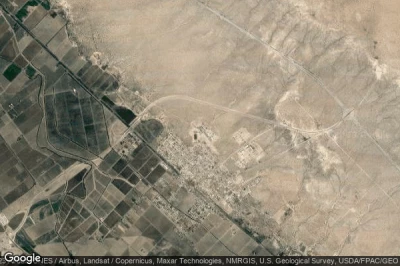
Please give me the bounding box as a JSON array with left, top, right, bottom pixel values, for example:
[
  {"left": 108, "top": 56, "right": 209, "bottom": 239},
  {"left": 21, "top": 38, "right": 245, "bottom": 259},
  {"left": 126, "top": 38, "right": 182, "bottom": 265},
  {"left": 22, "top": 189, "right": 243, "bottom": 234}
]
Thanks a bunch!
[
  {"left": 138, "top": 155, "right": 159, "bottom": 178},
  {"left": 0, "top": 135, "right": 35, "bottom": 209},
  {"left": 23, "top": 5, "right": 48, "bottom": 30},
  {"left": 47, "top": 74, "right": 110, "bottom": 155},
  {"left": 129, "top": 145, "right": 154, "bottom": 170},
  {"left": 146, "top": 165, "right": 166, "bottom": 185},
  {"left": 31, "top": 13, "right": 66, "bottom": 44}
]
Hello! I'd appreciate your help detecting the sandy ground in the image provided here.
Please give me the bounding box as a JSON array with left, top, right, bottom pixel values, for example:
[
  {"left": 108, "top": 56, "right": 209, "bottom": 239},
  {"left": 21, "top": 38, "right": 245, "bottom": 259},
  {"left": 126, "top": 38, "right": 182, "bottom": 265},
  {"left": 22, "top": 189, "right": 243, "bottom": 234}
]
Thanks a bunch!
[
  {"left": 302, "top": 0, "right": 400, "bottom": 71},
  {"left": 61, "top": 0, "right": 400, "bottom": 255}
]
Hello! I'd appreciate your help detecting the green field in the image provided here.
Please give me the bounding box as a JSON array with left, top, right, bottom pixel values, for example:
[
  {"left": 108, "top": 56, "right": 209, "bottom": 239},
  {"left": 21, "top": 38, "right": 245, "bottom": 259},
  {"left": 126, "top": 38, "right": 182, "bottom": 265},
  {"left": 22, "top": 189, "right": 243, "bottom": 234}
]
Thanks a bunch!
[
  {"left": 16, "top": 0, "right": 39, "bottom": 21},
  {"left": 3, "top": 63, "right": 21, "bottom": 81},
  {"left": 26, "top": 65, "right": 36, "bottom": 79}
]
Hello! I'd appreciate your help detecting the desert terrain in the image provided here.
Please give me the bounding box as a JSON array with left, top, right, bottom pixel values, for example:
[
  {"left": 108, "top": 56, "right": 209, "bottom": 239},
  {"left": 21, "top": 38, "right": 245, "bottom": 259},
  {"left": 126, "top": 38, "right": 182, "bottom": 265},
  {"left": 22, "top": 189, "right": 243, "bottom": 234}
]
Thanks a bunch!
[
  {"left": 57, "top": 0, "right": 400, "bottom": 255},
  {"left": 1, "top": 0, "right": 400, "bottom": 256}
]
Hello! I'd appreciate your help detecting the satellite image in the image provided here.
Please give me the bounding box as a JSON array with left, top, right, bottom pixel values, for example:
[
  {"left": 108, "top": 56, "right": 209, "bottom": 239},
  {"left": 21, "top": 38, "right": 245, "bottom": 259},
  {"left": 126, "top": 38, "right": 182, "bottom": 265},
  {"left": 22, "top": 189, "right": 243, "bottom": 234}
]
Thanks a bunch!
[{"left": 0, "top": 0, "right": 400, "bottom": 258}]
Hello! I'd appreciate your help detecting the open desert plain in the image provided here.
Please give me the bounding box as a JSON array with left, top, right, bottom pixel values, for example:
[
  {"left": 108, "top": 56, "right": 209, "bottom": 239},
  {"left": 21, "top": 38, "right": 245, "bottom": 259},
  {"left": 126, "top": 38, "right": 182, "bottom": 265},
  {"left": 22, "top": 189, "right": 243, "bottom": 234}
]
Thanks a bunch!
[{"left": 1, "top": 0, "right": 400, "bottom": 256}]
